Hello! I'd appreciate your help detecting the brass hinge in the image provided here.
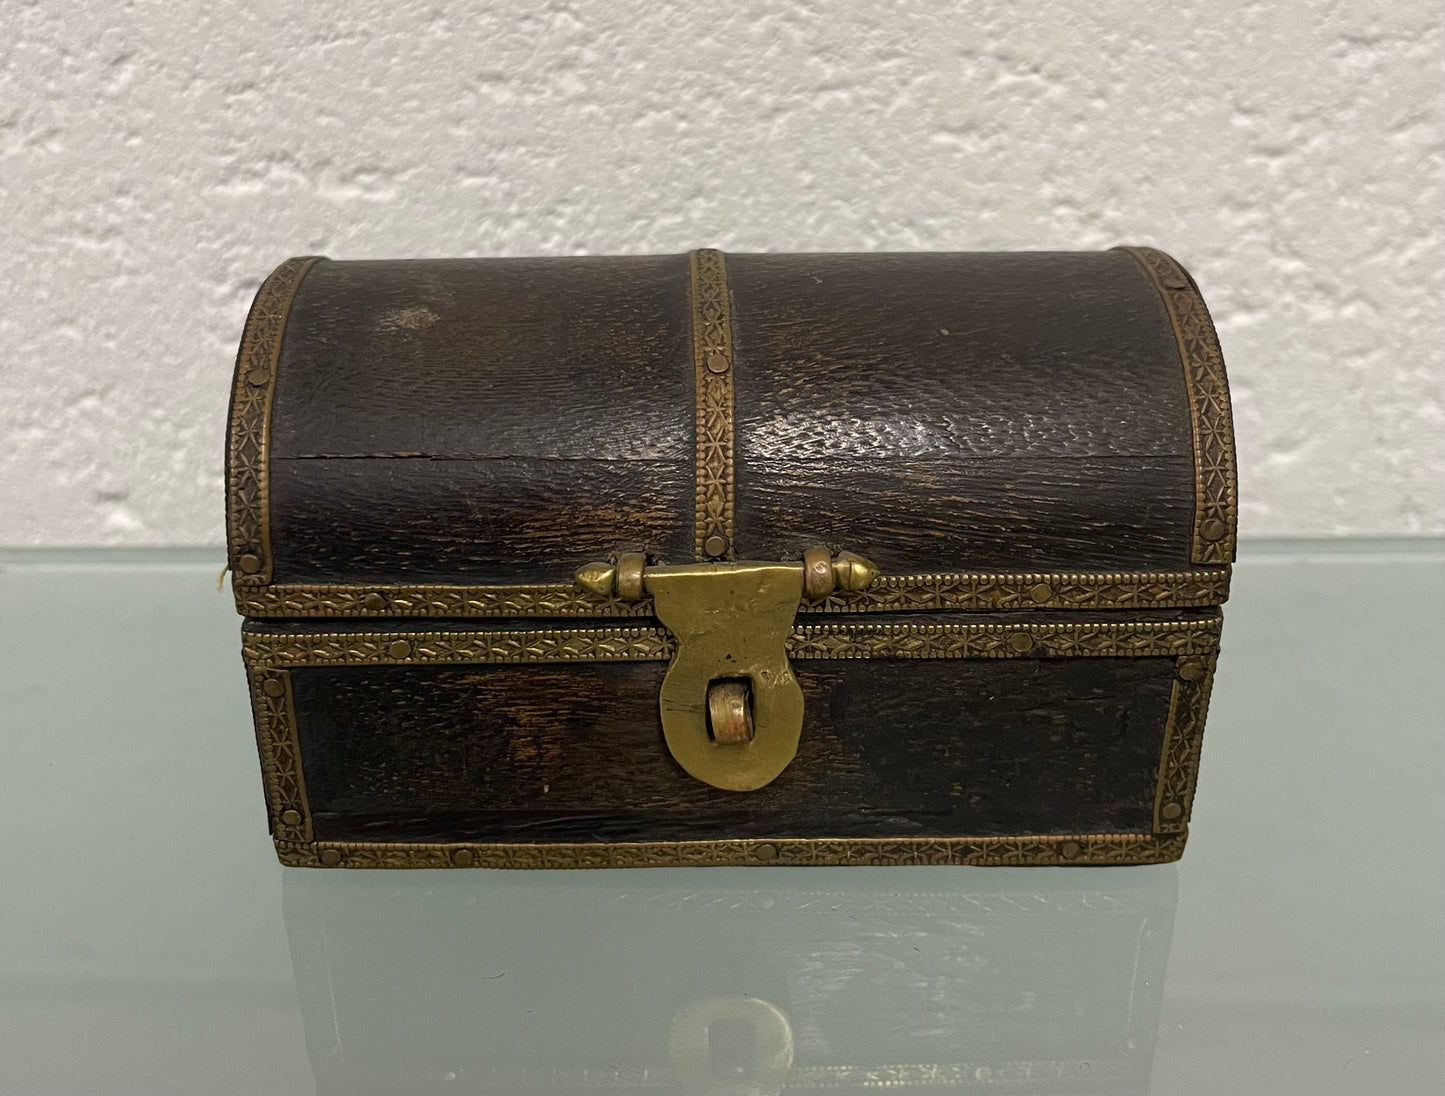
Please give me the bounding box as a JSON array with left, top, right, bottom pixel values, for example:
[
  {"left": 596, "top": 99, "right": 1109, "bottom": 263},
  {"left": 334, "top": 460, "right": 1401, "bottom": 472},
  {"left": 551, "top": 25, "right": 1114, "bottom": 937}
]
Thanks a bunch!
[{"left": 575, "top": 548, "right": 879, "bottom": 791}]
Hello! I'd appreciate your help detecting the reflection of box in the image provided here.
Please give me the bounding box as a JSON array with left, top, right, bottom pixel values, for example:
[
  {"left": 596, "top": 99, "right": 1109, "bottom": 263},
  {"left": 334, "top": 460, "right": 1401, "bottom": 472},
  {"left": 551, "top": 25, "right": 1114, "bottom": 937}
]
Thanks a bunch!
[{"left": 285, "top": 866, "right": 1176, "bottom": 1094}]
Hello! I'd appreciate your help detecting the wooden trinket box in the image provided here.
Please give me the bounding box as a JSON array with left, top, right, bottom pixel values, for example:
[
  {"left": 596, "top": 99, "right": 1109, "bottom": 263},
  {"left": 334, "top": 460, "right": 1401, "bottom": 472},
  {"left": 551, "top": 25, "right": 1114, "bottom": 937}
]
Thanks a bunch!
[{"left": 227, "top": 248, "right": 1235, "bottom": 868}]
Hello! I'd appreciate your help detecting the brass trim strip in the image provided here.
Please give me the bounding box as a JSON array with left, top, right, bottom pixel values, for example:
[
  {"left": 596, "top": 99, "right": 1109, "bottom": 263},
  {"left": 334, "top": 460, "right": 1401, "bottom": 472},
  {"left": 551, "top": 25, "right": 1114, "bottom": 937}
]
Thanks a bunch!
[
  {"left": 226, "top": 256, "right": 324, "bottom": 586},
  {"left": 236, "top": 582, "right": 654, "bottom": 618},
  {"left": 1119, "top": 246, "right": 1238, "bottom": 565},
  {"left": 275, "top": 832, "right": 1187, "bottom": 869},
  {"left": 251, "top": 668, "right": 313, "bottom": 844},
  {"left": 690, "top": 248, "right": 736, "bottom": 560},
  {"left": 249, "top": 635, "right": 1215, "bottom": 867},
  {"left": 242, "top": 618, "right": 1220, "bottom": 667},
  {"left": 1152, "top": 655, "right": 1215, "bottom": 832},
  {"left": 233, "top": 568, "right": 1230, "bottom": 617},
  {"left": 807, "top": 568, "right": 1229, "bottom": 613},
  {"left": 788, "top": 619, "right": 1219, "bottom": 660}
]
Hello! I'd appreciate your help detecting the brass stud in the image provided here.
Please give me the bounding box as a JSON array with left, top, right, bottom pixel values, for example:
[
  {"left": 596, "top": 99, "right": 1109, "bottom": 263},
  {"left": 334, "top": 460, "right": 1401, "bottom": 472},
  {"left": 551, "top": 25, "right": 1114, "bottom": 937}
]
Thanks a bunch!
[
  {"left": 704, "top": 351, "right": 729, "bottom": 374},
  {"left": 703, "top": 534, "right": 729, "bottom": 559},
  {"left": 831, "top": 551, "right": 880, "bottom": 593},
  {"left": 451, "top": 848, "right": 475, "bottom": 867},
  {"left": 388, "top": 639, "right": 412, "bottom": 659},
  {"left": 1060, "top": 840, "right": 1081, "bottom": 859},
  {"left": 363, "top": 592, "right": 387, "bottom": 611},
  {"left": 262, "top": 678, "right": 285, "bottom": 698},
  {"left": 1199, "top": 517, "right": 1227, "bottom": 542},
  {"left": 802, "top": 545, "right": 835, "bottom": 602},
  {"left": 574, "top": 561, "right": 616, "bottom": 598},
  {"left": 280, "top": 809, "right": 302, "bottom": 827},
  {"left": 1008, "top": 632, "right": 1035, "bottom": 653},
  {"left": 318, "top": 848, "right": 342, "bottom": 867},
  {"left": 237, "top": 554, "right": 262, "bottom": 574},
  {"left": 1178, "top": 658, "right": 1206, "bottom": 682},
  {"left": 615, "top": 552, "right": 647, "bottom": 601},
  {"left": 1029, "top": 582, "right": 1053, "bottom": 604},
  {"left": 245, "top": 368, "right": 271, "bottom": 386},
  {"left": 754, "top": 843, "right": 778, "bottom": 862},
  {"left": 1162, "top": 802, "right": 1184, "bottom": 821}
]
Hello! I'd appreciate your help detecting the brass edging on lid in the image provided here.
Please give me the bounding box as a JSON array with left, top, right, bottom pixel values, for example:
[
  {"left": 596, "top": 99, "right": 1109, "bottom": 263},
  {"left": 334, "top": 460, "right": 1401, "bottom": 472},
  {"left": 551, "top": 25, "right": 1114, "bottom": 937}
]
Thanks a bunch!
[
  {"left": 233, "top": 567, "right": 1230, "bottom": 617},
  {"left": 1118, "top": 246, "right": 1239, "bottom": 565},
  {"left": 689, "top": 248, "right": 737, "bottom": 561},
  {"left": 227, "top": 255, "right": 324, "bottom": 588},
  {"left": 241, "top": 617, "right": 1221, "bottom": 668}
]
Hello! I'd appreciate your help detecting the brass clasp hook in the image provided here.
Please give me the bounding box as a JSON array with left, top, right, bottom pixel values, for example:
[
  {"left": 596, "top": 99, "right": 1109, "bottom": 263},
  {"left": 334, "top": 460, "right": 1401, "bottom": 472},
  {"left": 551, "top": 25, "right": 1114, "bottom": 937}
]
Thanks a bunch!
[{"left": 575, "top": 548, "right": 879, "bottom": 791}]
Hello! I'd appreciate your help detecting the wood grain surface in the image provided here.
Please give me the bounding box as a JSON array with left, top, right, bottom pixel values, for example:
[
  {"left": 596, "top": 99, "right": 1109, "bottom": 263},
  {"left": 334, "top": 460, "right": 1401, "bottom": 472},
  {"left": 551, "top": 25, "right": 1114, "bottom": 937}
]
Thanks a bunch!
[
  {"left": 260, "top": 250, "right": 1198, "bottom": 582},
  {"left": 267, "top": 256, "right": 694, "bottom": 583},
  {"left": 288, "top": 655, "right": 1174, "bottom": 844},
  {"left": 727, "top": 251, "right": 1195, "bottom": 572}
]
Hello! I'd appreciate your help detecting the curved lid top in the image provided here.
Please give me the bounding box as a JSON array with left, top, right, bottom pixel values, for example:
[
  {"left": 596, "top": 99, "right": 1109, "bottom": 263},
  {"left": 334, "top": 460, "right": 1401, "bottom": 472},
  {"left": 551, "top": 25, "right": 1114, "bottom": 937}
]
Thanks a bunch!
[{"left": 226, "top": 247, "right": 1235, "bottom": 618}]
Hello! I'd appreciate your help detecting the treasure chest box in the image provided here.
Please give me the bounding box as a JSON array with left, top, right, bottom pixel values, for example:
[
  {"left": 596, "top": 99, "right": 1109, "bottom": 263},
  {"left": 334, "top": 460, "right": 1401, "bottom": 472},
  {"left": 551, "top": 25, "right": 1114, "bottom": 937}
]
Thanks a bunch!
[{"left": 227, "top": 247, "right": 1235, "bottom": 868}]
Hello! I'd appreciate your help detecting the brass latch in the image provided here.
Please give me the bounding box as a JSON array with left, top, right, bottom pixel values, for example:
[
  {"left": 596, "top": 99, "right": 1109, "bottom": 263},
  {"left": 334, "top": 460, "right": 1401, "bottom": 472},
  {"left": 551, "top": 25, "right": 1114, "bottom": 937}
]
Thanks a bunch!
[{"left": 576, "top": 548, "right": 879, "bottom": 791}]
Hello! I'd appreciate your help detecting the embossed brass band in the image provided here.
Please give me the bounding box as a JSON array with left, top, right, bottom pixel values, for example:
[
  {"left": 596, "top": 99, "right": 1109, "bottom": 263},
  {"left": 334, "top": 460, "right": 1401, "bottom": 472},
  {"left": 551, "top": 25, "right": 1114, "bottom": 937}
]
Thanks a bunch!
[
  {"left": 1118, "top": 246, "right": 1239, "bottom": 566},
  {"left": 243, "top": 617, "right": 1221, "bottom": 667},
  {"left": 247, "top": 620, "right": 1217, "bottom": 862},
  {"left": 274, "top": 831, "right": 1189, "bottom": 869},
  {"left": 1154, "top": 654, "right": 1216, "bottom": 832},
  {"left": 234, "top": 568, "right": 1231, "bottom": 617},
  {"left": 689, "top": 248, "right": 736, "bottom": 561},
  {"left": 227, "top": 256, "right": 323, "bottom": 586}
]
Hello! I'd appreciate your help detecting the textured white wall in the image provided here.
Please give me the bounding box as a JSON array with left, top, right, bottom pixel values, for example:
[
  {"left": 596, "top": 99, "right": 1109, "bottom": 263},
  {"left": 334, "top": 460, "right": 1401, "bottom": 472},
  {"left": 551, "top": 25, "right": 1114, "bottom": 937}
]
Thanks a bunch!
[{"left": 1, "top": 0, "right": 1440, "bottom": 544}]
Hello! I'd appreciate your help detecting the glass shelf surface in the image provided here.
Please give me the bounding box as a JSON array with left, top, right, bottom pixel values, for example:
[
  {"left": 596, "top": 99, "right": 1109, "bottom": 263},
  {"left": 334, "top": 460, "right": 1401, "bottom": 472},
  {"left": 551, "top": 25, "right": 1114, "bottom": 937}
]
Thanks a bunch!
[{"left": 0, "top": 540, "right": 1441, "bottom": 1095}]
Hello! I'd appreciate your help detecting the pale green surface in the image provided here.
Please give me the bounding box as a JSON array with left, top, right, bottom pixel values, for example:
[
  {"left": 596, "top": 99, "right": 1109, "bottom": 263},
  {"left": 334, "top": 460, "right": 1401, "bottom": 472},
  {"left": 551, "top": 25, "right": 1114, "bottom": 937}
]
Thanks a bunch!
[{"left": 0, "top": 541, "right": 1441, "bottom": 1095}]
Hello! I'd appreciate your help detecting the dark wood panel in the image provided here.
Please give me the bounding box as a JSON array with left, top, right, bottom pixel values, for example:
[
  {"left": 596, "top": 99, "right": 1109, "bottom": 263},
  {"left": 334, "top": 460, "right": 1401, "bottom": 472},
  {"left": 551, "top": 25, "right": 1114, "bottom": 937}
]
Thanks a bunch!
[
  {"left": 291, "top": 657, "right": 1173, "bottom": 843},
  {"left": 269, "top": 456, "right": 692, "bottom": 584},
  {"left": 271, "top": 256, "right": 692, "bottom": 460},
  {"left": 249, "top": 250, "right": 1207, "bottom": 583},
  {"left": 727, "top": 251, "right": 1196, "bottom": 569},
  {"left": 266, "top": 255, "right": 694, "bottom": 585},
  {"left": 735, "top": 455, "right": 1196, "bottom": 572}
]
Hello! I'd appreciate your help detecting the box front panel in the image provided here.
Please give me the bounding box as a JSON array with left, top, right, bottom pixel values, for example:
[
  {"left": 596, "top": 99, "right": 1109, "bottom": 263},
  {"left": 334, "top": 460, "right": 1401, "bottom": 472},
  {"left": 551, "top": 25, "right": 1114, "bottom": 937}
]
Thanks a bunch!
[{"left": 287, "top": 657, "right": 1172, "bottom": 845}]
